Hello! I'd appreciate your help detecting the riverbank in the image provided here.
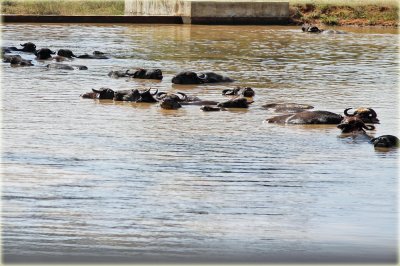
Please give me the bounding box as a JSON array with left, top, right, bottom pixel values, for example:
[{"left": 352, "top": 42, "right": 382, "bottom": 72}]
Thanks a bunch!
[
  {"left": 0, "top": 0, "right": 398, "bottom": 27},
  {"left": 289, "top": 2, "right": 399, "bottom": 27}
]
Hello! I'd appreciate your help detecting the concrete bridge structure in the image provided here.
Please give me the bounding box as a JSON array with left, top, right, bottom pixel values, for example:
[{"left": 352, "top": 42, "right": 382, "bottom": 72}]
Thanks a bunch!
[{"left": 124, "top": 0, "right": 289, "bottom": 24}]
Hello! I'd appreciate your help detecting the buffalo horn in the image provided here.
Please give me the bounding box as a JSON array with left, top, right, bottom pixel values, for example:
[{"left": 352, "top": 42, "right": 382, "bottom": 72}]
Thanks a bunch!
[
  {"left": 363, "top": 124, "right": 375, "bottom": 131},
  {"left": 176, "top": 92, "right": 188, "bottom": 101},
  {"left": 344, "top": 108, "right": 355, "bottom": 116}
]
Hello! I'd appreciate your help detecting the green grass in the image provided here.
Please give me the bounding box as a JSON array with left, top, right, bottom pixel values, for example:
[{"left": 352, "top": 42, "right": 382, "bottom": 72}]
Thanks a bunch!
[{"left": 1, "top": 0, "right": 125, "bottom": 16}]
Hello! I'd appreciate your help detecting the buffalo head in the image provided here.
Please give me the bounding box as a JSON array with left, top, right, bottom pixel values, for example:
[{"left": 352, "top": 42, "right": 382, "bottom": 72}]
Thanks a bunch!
[
  {"left": 35, "top": 48, "right": 56, "bottom": 60},
  {"left": 136, "top": 88, "right": 158, "bottom": 103},
  {"left": 160, "top": 96, "right": 182, "bottom": 110},
  {"left": 370, "top": 135, "right": 399, "bottom": 148},
  {"left": 301, "top": 24, "right": 323, "bottom": 33},
  {"left": 337, "top": 117, "right": 375, "bottom": 134},
  {"left": 57, "top": 49, "right": 76, "bottom": 58},
  {"left": 344, "top": 107, "right": 379, "bottom": 124},
  {"left": 20, "top": 42, "right": 37, "bottom": 53},
  {"left": 91, "top": 88, "right": 115, "bottom": 99},
  {"left": 113, "top": 89, "right": 140, "bottom": 101}
]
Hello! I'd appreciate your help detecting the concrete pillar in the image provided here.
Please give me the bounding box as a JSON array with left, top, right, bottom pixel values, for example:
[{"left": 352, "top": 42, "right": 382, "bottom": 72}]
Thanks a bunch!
[{"left": 124, "top": 0, "right": 289, "bottom": 25}]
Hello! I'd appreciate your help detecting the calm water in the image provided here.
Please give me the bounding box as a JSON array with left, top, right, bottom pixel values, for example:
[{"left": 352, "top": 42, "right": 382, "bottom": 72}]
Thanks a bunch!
[{"left": 1, "top": 24, "right": 399, "bottom": 263}]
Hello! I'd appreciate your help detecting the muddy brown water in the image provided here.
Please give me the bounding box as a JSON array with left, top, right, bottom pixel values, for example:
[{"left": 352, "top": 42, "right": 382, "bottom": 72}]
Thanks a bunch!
[{"left": 1, "top": 24, "right": 398, "bottom": 263}]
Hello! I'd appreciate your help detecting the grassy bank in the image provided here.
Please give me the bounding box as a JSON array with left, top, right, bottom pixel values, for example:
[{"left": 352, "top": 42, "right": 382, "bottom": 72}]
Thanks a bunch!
[
  {"left": 0, "top": 0, "right": 399, "bottom": 26},
  {"left": 289, "top": 0, "right": 399, "bottom": 26},
  {"left": 1, "top": 0, "right": 124, "bottom": 16}
]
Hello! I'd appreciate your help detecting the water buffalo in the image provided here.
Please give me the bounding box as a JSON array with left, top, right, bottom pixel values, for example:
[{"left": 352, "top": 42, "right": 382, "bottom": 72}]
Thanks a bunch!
[
  {"left": 5, "top": 55, "right": 33, "bottom": 66},
  {"left": 35, "top": 48, "right": 56, "bottom": 60},
  {"left": 159, "top": 95, "right": 182, "bottom": 110},
  {"left": 113, "top": 88, "right": 158, "bottom": 103},
  {"left": 11, "top": 58, "right": 33, "bottom": 66},
  {"left": 156, "top": 92, "right": 187, "bottom": 102},
  {"left": 108, "top": 70, "right": 130, "bottom": 78},
  {"left": 77, "top": 51, "right": 109, "bottom": 59},
  {"left": 337, "top": 116, "right": 375, "bottom": 134},
  {"left": 222, "top": 86, "right": 255, "bottom": 97},
  {"left": 301, "top": 24, "right": 323, "bottom": 33},
  {"left": 266, "top": 110, "right": 343, "bottom": 124},
  {"left": 3, "top": 54, "right": 22, "bottom": 63},
  {"left": 81, "top": 88, "right": 115, "bottom": 99},
  {"left": 2, "top": 43, "right": 37, "bottom": 53},
  {"left": 301, "top": 24, "right": 346, "bottom": 34},
  {"left": 217, "top": 97, "right": 253, "bottom": 108},
  {"left": 156, "top": 92, "right": 218, "bottom": 106},
  {"left": 113, "top": 89, "right": 140, "bottom": 101},
  {"left": 130, "top": 68, "right": 163, "bottom": 80},
  {"left": 172, "top": 71, "right": 234, "bottom": 84},
  {"left": 18, "top": 42, "right": 37, "bottom": 53},
  {"left": 262, "top": 103, "right": 314, "bottom": 113},
  {"left": 344, "top": 107, "right": 379, "bottom": 124},
  {"left": 47, "top": 63, "right": 88, "bottom": 70},
  {"left": 370, "top": 135, "right": 399, "bottom": 148},
  {"left": 135, "top": 88, "right": 158, "bottom": 103},
  {"left": 57, "top": 49, "right": 76, "bottom": 58}
]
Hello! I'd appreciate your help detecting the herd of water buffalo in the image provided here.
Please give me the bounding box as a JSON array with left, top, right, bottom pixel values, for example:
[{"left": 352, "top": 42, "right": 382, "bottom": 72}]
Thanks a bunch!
[{"left": 2, "top": 25, "right": 398, "bottom": 150}]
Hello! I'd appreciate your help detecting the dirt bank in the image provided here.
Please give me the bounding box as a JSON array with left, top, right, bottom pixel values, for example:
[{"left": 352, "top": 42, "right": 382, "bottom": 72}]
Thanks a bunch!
[{"left": 290, "top": 3, "right": 398, "bottom": 27}]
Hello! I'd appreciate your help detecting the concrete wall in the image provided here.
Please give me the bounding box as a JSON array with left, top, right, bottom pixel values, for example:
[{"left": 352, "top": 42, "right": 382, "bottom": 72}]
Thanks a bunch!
[
  {"left": 125, "top": 0, "right": 182, "bottom": 16},
  {"left": 125, "top": 0, "right": 289, "bottom": 24}
]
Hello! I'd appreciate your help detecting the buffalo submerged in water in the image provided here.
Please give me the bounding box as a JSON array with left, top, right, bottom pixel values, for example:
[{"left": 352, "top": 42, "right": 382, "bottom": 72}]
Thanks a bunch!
[
  {"left": 171, "top": 71, "right": 234, "bottom": 84},
  {"left": 265, "top": 107, "right": 380, "bottom": 125}
]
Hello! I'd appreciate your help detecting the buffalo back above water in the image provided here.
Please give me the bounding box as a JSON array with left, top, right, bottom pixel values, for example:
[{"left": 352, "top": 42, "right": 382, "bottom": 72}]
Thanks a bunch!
[
  {"left": 266, "top": 110, "right": 343, "bottom": 124},
  {"left": 131, "top": 68, "right": 163, "bottom": 80},
  {"left": 172, "top": 71, "right": 204, "bottom": 84}
]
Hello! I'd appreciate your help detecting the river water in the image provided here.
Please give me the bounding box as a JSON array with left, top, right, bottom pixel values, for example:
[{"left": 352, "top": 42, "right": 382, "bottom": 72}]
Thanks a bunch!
[{"left": 1, "top": 24, "right": 398, "bottom": 263}]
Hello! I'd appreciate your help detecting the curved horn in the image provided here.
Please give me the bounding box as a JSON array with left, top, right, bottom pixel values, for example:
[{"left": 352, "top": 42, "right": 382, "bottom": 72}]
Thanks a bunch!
[
  {"left": 222, "top": 89, "right": 233, "bottom": 95},
  {"left": 142, "top": 88, "right": 151, "bottom": 94},
  {"left": 344, "top": 108, "right": 355, "bottom": 116},
  {"left": 155, "top": 91, "right": 167, "bottom": 100},
  {"left": 151, "top": 88, "right": 158, "bottom": 96},
  {"left": 367, "top": 108, "right": 377, "bottom": 117},
  {"left": 198, "top": 73, "right": 207, "bottom": 80},
  {"left": 363, "top": 124, "right": 375, "bottom": 131},
  {"left": 157, "top": 91, "right": 167, "bottom": 96},
  {"left": 176, "top": 92, "right": 188, "bottom": 101}
]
